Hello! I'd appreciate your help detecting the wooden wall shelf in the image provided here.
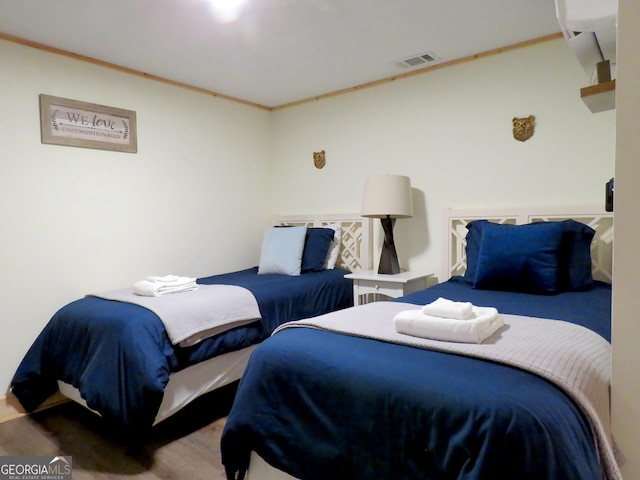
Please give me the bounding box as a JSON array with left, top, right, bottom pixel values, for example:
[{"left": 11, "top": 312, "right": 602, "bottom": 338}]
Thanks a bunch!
[{"left": 580, "top": 79, "right": 616, "bottom": 113}]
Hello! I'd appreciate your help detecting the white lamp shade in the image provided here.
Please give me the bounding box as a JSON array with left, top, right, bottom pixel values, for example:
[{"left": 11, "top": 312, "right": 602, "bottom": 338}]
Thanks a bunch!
[{"left": 361, "top": 174, "right": 413, "bottom": 218}]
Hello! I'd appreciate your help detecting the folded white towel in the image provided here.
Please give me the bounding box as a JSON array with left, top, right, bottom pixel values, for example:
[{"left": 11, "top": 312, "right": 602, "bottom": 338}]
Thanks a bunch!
[
  {"left": 393, "top": 306, "right": 503, "bottom": 344},
  {"left": 134, "top": 279, "right": 199, "bottom": 297},
  {"left": 147, "top": 274, "right": 181, "bottom": 283},
  {"left": 146, "top": 275, "right": 196, "bottom": 285},
  {"left": 421, "top": 297, "right": 474, "bottom": 320}
]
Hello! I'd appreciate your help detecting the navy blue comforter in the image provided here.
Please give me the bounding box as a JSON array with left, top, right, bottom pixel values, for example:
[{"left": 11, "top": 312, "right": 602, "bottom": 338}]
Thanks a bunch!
[
  {"left": 10, "top": 267, "right": 352, "bottom": 435},
  {"left": 221, "top": 278, "right": 612, "bottom": 480}
]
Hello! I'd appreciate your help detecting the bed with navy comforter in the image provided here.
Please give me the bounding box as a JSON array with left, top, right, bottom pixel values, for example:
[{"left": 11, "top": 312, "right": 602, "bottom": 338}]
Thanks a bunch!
[
  {"left": 221, "top": 218, "right": 621, "bottom": 480},
  {"left": 10, "top": 266, "right": 352, "bottom": 436}
]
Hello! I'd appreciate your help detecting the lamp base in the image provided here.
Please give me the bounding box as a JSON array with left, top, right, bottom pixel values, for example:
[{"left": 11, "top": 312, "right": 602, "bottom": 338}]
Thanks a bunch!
[{"left": 378, "top": 216, "right": 401, "bottom": 274}]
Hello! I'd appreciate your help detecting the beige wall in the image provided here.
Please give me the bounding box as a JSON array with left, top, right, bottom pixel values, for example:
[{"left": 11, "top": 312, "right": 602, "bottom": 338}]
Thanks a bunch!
[
  {"left": 612, "top": 0, "right": 640, "bottom": 476},
  {"left": 0, "top": 39, "right": 273, "bottom": 392},
  {"left": 272, "top": 38, "right": 615, "bottom": 280}
]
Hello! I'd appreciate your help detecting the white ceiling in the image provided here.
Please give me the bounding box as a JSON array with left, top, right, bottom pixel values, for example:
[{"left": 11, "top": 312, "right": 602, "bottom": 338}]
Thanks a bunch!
[{"left": 0, "top": 0, "right": 562, "bottom": 108}]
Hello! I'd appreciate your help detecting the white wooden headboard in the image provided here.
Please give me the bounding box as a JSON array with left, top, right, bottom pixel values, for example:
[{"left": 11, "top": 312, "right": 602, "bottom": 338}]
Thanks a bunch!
[
  {"left": 443, "top": 206, "right": 614, "bottom": 283},
  {"left": 274, "top": 214, "right": 373, "bottom": 272}
]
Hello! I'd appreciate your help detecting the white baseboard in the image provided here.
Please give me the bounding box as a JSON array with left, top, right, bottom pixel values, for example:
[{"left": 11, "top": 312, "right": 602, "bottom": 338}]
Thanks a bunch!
[{"left": 0, "top": 391, "right": 69, "bottom": 424}]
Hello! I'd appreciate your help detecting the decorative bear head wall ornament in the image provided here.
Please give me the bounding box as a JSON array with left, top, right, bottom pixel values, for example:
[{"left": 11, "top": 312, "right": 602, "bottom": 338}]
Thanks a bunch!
[
  {"left": 313, "top": 150, "right": 326, "bottom": 169},
  {"left": 512, "top": 115, "right": 536, "bottom": 142}
]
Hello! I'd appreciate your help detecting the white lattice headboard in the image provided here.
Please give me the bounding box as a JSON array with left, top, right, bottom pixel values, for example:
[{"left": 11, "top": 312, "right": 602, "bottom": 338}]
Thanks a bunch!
[
  {"left": 274, "top": 214, "right": 373, "bottom": 272},
  {"left": 443, "top": 206, "right": 614, "bottom": 283}
]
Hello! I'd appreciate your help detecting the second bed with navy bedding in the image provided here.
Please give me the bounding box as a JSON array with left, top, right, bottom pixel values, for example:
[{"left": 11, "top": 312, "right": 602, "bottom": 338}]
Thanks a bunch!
[
  {"left": 221, "top": 277, "right": 615, "bottom": 480},
  {"left": 10, "top": 266, "right": 353, "bottom": 435},
  {"left": 222, "top": 216, "right": 620, "bottom": 480}
]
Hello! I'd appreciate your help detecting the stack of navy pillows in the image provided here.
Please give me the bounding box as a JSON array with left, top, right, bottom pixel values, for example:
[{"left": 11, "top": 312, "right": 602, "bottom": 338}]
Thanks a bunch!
[{"left": 463, "top": 219, "right": 596, "bottom": 294}]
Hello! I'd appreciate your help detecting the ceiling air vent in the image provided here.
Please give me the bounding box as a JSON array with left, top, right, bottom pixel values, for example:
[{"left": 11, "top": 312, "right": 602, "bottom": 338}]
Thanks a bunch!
[{"left": 397, "top": 52, "right": 439, "bottom": 69}]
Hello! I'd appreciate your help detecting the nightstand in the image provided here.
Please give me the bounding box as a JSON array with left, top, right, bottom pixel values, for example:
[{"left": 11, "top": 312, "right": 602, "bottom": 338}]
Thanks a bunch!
[{"left": 344, "top": 270, "right": 433, "bottom": 306}]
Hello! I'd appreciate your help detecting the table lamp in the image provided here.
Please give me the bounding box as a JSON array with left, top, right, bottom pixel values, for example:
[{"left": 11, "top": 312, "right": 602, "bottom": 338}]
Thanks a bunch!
[{"left": 361, "top": 174, "right": 413, "bottom": 274}]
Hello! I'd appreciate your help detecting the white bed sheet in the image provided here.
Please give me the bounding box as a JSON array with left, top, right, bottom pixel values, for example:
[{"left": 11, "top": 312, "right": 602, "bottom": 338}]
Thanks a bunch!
[
  {"left": 247, "top": 451, "right": 298, "bottom": 480},
  {"left": 58, "top": 344, "right": 257, "bottom": 425}
]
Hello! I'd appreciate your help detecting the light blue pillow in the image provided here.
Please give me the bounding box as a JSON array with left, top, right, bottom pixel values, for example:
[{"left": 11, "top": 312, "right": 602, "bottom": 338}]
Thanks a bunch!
[{"left": 258, "top": 226, "right": 307, "bottom": 275}]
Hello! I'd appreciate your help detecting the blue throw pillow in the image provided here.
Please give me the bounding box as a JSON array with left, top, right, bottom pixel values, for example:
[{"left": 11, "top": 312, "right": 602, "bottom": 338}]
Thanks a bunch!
[
  {"left": 258, "top": 226, "right": 307, "bottom": 275},
  {"left": 463, "top": 220, "right": 489, "bottom": 283},
  {"left": 301, "top": 228, "right": 335, "bottom": 273},
  {"left": 557, "top": 219, "right": 596, "bottom": 291},
  {"left": 473, "top": 221, "right": 564, "bottom": 294}
]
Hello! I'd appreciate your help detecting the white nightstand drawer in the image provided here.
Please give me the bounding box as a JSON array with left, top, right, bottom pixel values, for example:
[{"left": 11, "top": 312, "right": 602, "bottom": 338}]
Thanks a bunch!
[{"left": 344, "top": 270, "right": 433, "bottom": 306}]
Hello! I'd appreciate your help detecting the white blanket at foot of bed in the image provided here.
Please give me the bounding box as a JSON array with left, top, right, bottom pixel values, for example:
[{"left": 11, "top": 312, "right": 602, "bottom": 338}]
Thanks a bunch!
[{"left": 90, "top": 284, "right": 261, "bottom": 347}]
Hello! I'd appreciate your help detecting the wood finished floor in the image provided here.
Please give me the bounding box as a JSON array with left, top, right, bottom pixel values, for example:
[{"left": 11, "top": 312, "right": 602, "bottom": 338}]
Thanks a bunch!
[{"left": 0, "top": 383, "right": 238, "bottom": 480}]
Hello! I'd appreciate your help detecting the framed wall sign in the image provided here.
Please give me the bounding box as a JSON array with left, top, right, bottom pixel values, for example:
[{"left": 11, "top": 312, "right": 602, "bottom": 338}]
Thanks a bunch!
[{"left": 39, "top": 94, "right": 137, "bottom": 153}]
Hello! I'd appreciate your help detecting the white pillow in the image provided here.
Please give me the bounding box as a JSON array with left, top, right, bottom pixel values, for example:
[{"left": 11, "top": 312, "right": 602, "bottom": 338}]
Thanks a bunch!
[
  {"left": 323, "top": 223, "right": 342, "bottom": 269},
  {"left": 258, "top": 226, "right": 307, "bottom": 275}
]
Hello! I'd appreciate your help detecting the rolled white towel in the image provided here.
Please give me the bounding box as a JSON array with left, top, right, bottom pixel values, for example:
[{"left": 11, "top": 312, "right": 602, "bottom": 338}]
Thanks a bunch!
[
  {"left": 134, "top": 279, "right": 199, "bottom": 297},
  {"left": 393, "top": 306, "right": 503, "bottom": 344},
  {"left": 421, "top": 297, "right": 474, "bottom": 320}
]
